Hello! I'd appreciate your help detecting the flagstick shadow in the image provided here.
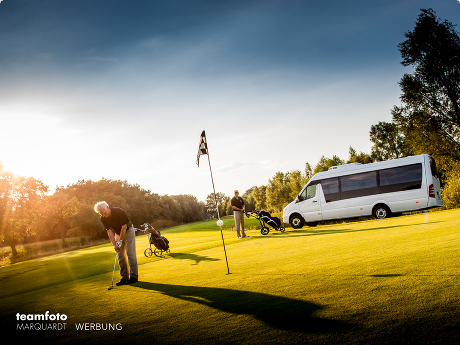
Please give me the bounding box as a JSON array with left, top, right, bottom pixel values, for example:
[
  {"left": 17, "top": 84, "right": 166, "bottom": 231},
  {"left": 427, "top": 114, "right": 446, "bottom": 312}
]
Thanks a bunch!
[
  {"left": 135, "top": 282, "right": 352, "bottom": 333},
  {"left": 168, "top": 252, "right": 220, "bottom": 265}
]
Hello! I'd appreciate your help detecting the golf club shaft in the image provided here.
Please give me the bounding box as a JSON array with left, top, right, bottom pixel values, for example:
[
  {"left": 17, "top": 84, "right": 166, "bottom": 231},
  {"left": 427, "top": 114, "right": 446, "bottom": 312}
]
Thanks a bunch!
[{"left": 111, "top": 252, "right": 118, "bottom": 287}]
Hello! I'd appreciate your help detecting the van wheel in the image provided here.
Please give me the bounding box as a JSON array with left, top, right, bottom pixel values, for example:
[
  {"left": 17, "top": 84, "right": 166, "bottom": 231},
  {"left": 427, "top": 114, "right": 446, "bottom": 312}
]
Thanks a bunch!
[
  {"left": 290, "top": 214, "right": 304, "bottom": 229},
  {"left": 373, "top": 205, "right": 390, "bottom": 219}
]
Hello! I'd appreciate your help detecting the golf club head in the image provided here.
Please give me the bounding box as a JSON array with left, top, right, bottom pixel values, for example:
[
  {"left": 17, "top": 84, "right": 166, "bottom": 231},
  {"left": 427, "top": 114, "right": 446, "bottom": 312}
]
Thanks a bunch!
[{"left": 107, "top": 286, "right": 113, "bottom": 290}]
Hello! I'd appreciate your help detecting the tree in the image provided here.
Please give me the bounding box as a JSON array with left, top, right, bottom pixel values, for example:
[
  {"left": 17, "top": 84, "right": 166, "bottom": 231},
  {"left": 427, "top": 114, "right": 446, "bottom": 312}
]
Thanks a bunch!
[
  {"left": 304, "top": 162, "right": 313, "bottom": 183},
  {"left": 223, "top": 196, "right": 233, "bottom": 216},
  {"left": 369, "top": 122, "right": 405, "bottom": 161},
  {"left": 205, "top": 192, "right": 228, "bottom": 218},
  {"left": 43, "top": 192, "right": 80, "bottom": 247},
  {"left": 242, "top": 188, "right": 256, "bottom": 212},
  {"left": 252, "top": 185, "right": 267, "bottom": 210},
  {"left": 394, "top": 8, "right": 460, "bottom": 174},
  {"left": 313, "top": 155, "right": 344, "bottom": 174},
  {"left": 369, "top": 121, "right": 406, "bottom": 161},
  {"left": 442, "top": 165, "right": 460, "bottom": 209},
  {"left": 347, "top": 147, "right": 374, "bottom": 164},
  {"left": 287, "top": 170, "right": 304, "bottom": 200},
  {"left": 266, "top": 172, "right": 291, "bottom": 212},
  {"left": 0, "top": 168, "right": 48, "bottom": 256}
]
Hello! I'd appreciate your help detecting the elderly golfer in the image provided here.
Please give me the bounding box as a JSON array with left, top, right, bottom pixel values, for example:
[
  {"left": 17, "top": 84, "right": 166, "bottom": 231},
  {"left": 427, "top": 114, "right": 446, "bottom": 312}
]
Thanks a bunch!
[
  {"left": 231, "top": 190, "right": 248, "bottom": 239},
  {"left": 94, "top": 201, "right": 138, "bottom": 285}
]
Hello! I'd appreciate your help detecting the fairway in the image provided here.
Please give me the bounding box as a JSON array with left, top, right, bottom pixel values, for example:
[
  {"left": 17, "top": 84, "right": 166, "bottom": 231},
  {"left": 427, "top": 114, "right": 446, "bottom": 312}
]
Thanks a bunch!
[{"left": 1, "top": 210, "right": 460, "bottom": 344}]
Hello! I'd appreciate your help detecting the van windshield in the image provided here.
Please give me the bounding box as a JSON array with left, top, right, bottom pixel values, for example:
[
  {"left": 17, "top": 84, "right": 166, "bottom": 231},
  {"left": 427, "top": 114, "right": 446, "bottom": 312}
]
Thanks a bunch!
[{"left": 299, "top": 183, "right": 317, "bottom": 201}]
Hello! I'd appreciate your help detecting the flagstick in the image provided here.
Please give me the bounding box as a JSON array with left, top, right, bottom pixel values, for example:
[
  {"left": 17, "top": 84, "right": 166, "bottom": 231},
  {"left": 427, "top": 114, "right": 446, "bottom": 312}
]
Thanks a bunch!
[{"left": 207, "top": 154, "right": 230, "bottom": 275}]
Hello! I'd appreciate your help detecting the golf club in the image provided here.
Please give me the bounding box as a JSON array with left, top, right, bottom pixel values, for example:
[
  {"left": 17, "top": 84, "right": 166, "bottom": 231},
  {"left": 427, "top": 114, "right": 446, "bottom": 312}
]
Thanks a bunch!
[{"left": 107, "top": 252, "right": 118, "bottom": 290}]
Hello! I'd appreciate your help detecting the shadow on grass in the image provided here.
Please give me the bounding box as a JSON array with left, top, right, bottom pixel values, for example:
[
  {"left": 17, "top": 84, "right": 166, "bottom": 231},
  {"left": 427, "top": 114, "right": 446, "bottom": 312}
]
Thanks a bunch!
[
  {"left": 135, "top": 282, "right": 352, "bottom": 333},
  {"left": 277, "top": 221, "right": 446, "bottom": 238},
  {"left": 168, "top": 252, "right": 220, "bottom": 265}
]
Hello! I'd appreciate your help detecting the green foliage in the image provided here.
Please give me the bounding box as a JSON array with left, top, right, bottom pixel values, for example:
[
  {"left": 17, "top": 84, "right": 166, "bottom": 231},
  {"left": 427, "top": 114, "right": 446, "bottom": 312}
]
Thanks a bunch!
[
  {"left": 369, "top": 122, "right": 406, "bottom": 161},
  {"left": 313, "top": 155, "right": 345, "bottom": 174},
  {"left": 251, "top": 185, "right": 267, "bottom": 210},
  {"left": 1, "top": 171, "right": 206, "bottom": 253},
  {"left": 442, "top": 167, "right": 460, "bottom": 209},
  {"left": 266, "top": 172, "right": 291, "bottom": 212},
  {"left": 244, "top": 156, "right": 347, "bottom": 213},
  {"left": 241, "top": 188, "right": 255, "bottom": 212},
  {"left": 205, "top": 192, "right": 228, "bottom": 218},
  {"left": 391, "top": 8, "right": 460, "bottom": 178},
  {"left": 347, "top": 147, "right": 373, "bottom": 164},
  {"left": 0, "top": 167, "right": 48, "bottom": 256}
]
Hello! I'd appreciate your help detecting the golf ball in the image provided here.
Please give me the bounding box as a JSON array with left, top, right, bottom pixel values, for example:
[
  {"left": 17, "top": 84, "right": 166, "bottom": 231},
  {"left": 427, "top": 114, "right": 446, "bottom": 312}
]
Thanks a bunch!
[{"left": 217, "top": 219, "right": 224, "bottom": 226}]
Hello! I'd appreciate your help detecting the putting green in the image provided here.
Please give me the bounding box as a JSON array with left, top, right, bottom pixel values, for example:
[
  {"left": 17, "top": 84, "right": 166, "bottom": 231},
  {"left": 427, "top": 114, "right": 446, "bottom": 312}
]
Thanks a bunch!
[{"left": 1, "top": 210, "right": 459, "bottom": 344}]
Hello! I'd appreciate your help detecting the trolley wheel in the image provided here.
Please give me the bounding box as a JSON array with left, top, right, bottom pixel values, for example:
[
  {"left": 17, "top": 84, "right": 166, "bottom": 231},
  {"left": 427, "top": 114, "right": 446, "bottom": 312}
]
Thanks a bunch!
[
  {"left": 154, "top": 248, "right": 164, "bottom": 257},
  {"left": 280, "top": 227, "right": 285, "bottom": 232},
  {"left": 260, "top": 226, "right": 270, "bottom": 235},
  {"left": 144, "top": 248, "right": 153, "bottom": 257}
]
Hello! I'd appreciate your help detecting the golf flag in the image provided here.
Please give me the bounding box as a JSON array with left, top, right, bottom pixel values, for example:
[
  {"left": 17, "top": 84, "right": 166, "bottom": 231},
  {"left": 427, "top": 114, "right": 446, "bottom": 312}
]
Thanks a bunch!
[
  {"left": 196, "top": 130, "right": 208, "bottom": 167},
  {"left": 196, "top": 130, "right": 230, "bottom": 274}
]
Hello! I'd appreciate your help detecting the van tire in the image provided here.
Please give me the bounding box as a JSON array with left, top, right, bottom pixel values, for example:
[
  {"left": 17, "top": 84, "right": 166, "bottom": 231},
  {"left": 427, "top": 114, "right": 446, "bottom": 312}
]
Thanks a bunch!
[
  {"left": 290, "top": 214, "right": 304, "bottom": 229},
  {"left": 373, "top": 204, "right": 391, "bottom": 219}
]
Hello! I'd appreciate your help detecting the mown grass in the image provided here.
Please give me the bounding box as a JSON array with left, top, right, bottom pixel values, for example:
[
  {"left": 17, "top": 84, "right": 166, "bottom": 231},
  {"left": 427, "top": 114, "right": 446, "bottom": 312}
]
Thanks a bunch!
[
  {"left": 1, "top": 210, "right": 459, "bottom": 344},
  {"left": 0, "top": 237, "right": 109, "bottom": 267}
]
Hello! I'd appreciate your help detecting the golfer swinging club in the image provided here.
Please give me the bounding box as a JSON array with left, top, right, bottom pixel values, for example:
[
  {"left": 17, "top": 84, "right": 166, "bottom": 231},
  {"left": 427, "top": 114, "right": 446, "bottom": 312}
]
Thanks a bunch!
[{"left": 94, "top": 201, "right": 139, "bottom": 285}]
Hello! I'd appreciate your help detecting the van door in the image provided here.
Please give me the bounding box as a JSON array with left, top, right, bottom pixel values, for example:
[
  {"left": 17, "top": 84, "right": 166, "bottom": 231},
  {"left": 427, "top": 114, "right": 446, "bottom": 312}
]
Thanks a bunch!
[
  {"left": 319, "top": 177, "right": 344, "bottom": 220},
  {"left": 298, "top": 183, "right": 322, "bottom": 222}
]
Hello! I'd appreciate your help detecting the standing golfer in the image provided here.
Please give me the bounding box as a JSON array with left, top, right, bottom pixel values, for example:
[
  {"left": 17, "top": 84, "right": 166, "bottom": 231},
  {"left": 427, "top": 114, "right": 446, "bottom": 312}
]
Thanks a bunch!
[
  {"left": 94, "top": 201, "right": 139, "bottom": 285},
  {"left": 231, "top": 190, "right": 248, "bottom": 239}
]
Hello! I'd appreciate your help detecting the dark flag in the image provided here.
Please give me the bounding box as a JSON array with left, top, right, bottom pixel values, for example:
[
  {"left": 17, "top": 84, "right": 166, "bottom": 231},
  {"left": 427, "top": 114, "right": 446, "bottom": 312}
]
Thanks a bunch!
[
  {"left": 196, "top": 130, "right": 208, "bottom": 167},
  {"left": 196, "top": 130, "right": 230, "bottom": 274}
]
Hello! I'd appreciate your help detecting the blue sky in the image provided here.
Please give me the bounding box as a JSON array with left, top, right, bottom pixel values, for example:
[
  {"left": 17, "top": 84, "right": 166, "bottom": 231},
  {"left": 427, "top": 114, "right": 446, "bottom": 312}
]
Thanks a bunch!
[{"left": 1, "top": 0, "right": 459, "bottom": 202}]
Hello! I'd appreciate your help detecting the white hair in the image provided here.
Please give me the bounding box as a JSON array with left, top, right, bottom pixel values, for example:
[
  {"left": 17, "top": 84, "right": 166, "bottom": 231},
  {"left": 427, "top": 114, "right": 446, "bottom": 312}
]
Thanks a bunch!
[{"left": 94, "top": 201, "right": 109, "bottom": 214}]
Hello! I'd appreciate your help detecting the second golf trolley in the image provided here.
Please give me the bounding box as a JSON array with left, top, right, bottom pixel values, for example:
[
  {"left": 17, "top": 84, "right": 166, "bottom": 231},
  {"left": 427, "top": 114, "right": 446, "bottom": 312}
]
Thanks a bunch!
[
  {"left": 245, "top": 209, "right": 285, "bottom": 235},
  {"left": 138, "top": 223, "right": 170, "bottom": 257}
]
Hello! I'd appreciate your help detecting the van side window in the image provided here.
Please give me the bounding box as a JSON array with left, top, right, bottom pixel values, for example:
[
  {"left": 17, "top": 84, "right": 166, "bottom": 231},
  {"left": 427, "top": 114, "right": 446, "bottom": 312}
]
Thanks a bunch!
[
  {"left": 379, "top": 163, "right": 422, "bottom": 194},
  {"left": 299, "top": 183, "right": 317, "bottom": 201},
  {"left": 341, "top": 171, "right": 378, "bottom": 200},
  {"left": 321, "top": 178, "right": 340, "bottom": 202}
]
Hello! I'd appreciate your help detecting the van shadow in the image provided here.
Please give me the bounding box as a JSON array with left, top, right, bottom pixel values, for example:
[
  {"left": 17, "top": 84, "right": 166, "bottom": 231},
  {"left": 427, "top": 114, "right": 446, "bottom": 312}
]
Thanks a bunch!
[
  {"left": 168, "top": 252, "right": 220, "bottom": 265},
  {"left": 135, "top": 282, "right": 352, "bottom": 333},
  {"left": 278, "top": 221, "right": 446, "bottom": 238}
]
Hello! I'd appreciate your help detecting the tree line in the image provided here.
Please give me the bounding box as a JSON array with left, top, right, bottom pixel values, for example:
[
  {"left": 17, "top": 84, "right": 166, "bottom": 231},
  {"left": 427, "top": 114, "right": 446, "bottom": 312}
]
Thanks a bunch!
[
  {"left": 209, "top": 9, "right": 460, "bottom": 214},
  {"left": 0, "top": 171, "right": 205, "bottom": 256}
]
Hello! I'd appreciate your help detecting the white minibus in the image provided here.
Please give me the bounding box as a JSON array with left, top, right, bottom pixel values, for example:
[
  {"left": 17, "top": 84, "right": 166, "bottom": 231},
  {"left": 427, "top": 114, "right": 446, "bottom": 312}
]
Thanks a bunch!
[{"left": 283, "top": 154, "right": 443, "bottom": 228}]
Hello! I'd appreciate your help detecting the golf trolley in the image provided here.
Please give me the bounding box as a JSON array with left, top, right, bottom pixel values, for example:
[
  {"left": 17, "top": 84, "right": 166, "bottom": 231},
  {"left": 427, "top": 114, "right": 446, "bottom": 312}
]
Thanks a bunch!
[
  {"left": 245, "top": 209, "right": 285, "bottom": 235},
  {"left": 138, "top": 223, "right": 170, "bottom": 257}
]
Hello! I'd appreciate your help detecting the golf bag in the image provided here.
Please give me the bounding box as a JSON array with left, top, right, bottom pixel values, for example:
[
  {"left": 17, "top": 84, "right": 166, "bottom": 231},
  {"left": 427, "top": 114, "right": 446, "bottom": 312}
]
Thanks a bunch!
[
  {"left": 140, "top": 223, "right": 171, "bottom": 257},
  {"left": 148, "top": 229, "right": 170, "bottom": 251},
  {"left": 245, "top": 209, "right": 285, "bottom": 235},
  {"left": 258, "top": 210, "right": 282, "bottom": 229}
]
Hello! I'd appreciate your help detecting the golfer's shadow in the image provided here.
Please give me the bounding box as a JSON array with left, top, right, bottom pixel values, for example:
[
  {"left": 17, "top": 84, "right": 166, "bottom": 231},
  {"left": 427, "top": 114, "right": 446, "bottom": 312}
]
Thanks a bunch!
[
  {"left": 135, "top": 282, "right": 351, "bottom": 333},
  {"left": 168, "top": 252, "right": 220, "bottom": 265}
]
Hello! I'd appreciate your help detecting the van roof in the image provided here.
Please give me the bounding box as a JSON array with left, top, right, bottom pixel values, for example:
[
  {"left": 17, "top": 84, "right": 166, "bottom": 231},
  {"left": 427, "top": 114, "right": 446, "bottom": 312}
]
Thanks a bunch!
[{"left": 309, "top": 154, "right": 428, "bottom": 182}]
